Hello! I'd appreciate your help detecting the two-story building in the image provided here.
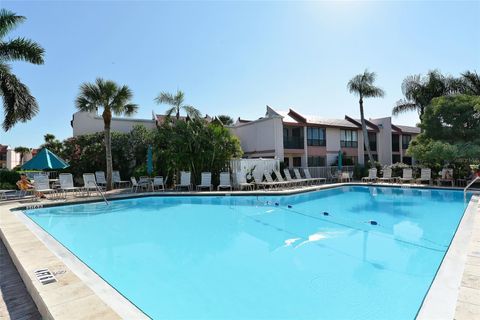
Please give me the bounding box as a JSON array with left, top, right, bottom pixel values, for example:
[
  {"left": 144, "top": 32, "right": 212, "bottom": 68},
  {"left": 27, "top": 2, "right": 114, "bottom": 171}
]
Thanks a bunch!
[{"left": 229, "top": 106, "right": 420, "bottom": 167}]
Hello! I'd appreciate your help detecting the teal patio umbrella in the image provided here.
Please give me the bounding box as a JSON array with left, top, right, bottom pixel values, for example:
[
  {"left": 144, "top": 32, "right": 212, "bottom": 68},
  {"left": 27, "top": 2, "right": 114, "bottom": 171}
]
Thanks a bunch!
[
  {"left": 147, "top": 145, "right": 153, "bottom": 176},
  {"left": 21, "top": 148, "right": 69, "bottom": 170},
  {"left": 337, "top": 150, "right": 343, "bottom": 171}
]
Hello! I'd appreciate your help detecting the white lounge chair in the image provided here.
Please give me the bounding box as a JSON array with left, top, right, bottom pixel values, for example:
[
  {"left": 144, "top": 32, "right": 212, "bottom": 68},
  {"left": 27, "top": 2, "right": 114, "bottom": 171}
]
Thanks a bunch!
[
  {"left": 399, "top": 168, "right": 414, "bottom": 184},
  {"left": 197, "top": 172, "right": 212, "bottom": 191},
  {"left": 33, "top": 174, "right": 56, "bottom": 199},
  {"left": 83, "top": 173, "right": 101, "bottom": 195},
  {"left": 284, "top": 168, "right": 306, "bottom": 186},
  {"left": 113, "top": 171, "right": 130, "bottom": 188},
  {"left": 416, "top": 168, "right": 432, "bottom": 185},
  {"left": 362, "top": 168, "right": 377, "bottom": 182},
  {"left": 264, "top": 171, "right": 289, "bottom": 189},
  {"left": 234, "top": 172, "right": 253, "bottom": 191},
  {"left": 152, "top": 176, "right": 165, "bottom": 191},
  {"left": 95, "top": 171, "right": 107, "bottom": 188},
  {"left": 273, "top": 170, "right": 294, "bottom": 188},
  {"left": 293, "top": 168, "right": 311, "bottom": 185},
  {"left": 176, "top": 171, "right": 192, "bottom": 191},
  {"left": 59, "top": 173, "right": 82, "bottom": 197},
  {"left": 253, "top": 172, "right": 274, "bottom": 189},
  {"left": 130, "top": 177, "right": 149, "bottom": 192},
  {"left": 436, "top": 168, "right": 454, "bottom": 187},
  {"left": 339, "top": 171, "right": 352, "bottom": 182},
  {"left": 378, "top": 168, "right": 396, "bottom": 183},
  {"left": 304, "top": 168, "right": 326, "bottom": 185},
  {"left": 218, "top": 172, "right": 233, "bottom": 191}
]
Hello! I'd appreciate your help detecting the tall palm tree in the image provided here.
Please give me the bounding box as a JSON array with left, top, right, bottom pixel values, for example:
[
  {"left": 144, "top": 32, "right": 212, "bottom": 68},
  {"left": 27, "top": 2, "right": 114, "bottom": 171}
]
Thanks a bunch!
[
  {"left": 0, "top": 9, "right": 44, "bottom": 131},
  {"left": 217, "top": 114, "right": 234, "bottom": 125},
  {"left": 14, "top": 146, "right": 31, "bottom": 165},
  {"left": 75, "top": 78, "right": 138, "bottom": 190},
  {"left": 392, "top": 70, "right": 449, "bottom": 121},
  {"left": 154, "top": 90, "right": 200, "bottom": 120},
  {"left": 348, "top": 70, "right": 385, "bottom": 166}
]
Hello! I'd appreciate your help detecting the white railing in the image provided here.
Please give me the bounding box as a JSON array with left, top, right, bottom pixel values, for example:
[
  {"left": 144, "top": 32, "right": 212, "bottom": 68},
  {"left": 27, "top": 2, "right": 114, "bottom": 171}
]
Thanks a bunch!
[
  {"left": 464, "top": 176, "right": 480, "bottom": 201},
  {"left": 230, "top": 159, "right": 280, "bottom": 177}
]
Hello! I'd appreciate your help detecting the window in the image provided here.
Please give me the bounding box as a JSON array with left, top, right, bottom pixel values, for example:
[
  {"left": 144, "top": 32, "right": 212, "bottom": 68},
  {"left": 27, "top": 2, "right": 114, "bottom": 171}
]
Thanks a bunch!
[
  {"left": 342, "top": 156, "right": 357, "bottom": 165},
  {"left": 392, "top": 134, "right": 400, "bottom": 152},
  {"left": 340, "top": 130, "right": 358, "bottom": 148},
  {"left": 307, "top": 127, "right": 326, "bottom": 146},
  {"left": 403, "top": 156, "right": 412, "bottom": 165},
  {"left": 307, "top": 156, "right": 325, "bottom": 167},
  {"left": 402, "top": 135, "right": 412, "bottom": 149},
  {"left": 283, "top": 127, "right": 304, "bottom": 149},
  {"left": 293, "top": 157, "right": 302, "bottom": 167},
  {"left": 364, "top": 132, "right": 377, "bottom": 151},
  {"left": 392, "top": 154, "right": 401, "bottom": 164},
  {"left": 283, "top": 157, "right": 290, "bottom": 168}
]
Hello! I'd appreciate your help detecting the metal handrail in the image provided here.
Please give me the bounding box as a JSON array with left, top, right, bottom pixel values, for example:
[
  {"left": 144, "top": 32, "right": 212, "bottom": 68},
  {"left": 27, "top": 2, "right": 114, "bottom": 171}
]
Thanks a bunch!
[
  {"left": 464, "top": 176, "right": 480, "bottom": 200},
  {"left": 87, "top": 182, "right": 109, "bottom": 205}
]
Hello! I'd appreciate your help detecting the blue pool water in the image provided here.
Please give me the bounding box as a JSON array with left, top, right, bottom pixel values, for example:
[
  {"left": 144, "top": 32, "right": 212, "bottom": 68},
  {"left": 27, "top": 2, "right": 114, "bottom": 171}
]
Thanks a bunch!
[{"left": 25, "top": 186, "right": 471, "bottom": 319}]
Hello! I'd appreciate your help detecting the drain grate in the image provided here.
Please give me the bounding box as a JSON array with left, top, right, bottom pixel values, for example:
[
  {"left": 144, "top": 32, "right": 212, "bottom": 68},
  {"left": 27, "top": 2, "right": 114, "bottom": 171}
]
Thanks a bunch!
[{"left": 34, "top": 268, "right": 57, "bottom": 285}]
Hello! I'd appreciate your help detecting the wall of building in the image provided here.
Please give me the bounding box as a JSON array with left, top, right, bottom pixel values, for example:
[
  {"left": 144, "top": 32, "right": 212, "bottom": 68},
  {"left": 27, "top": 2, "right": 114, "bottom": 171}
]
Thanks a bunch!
[
  {"left": 72, "top": 111, "right": 156, "bottom": 137},
  {"left": 229, "top": 116, "right": 284, "bottom": 160},
  {"left": 370, "top": 117, "right": 393, "bottom": 166}
]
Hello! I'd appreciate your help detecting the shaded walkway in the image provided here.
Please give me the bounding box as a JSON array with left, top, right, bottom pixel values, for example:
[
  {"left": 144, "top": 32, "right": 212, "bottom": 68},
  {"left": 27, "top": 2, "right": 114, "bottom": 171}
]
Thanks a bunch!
[{"left": 0, "top": 239, "right": 41, "bottom": 320}]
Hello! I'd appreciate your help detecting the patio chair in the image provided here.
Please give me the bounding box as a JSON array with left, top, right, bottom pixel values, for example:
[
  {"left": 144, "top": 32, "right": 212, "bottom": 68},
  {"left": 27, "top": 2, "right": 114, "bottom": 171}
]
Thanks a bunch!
[
  {"left": 284, "top": 168, "right": 306, "bottom": 186},
  {"left": 293, "top": 168, "right": 311, "bottom": 185},
  {"left": 59, "top": 173, "right": 82, "bottom": 197},
  {"left": 304, "top": 168, "right": 326, "bottom": 185},
  {"left": 197, "top": 172, "right": 212, "bottom": 191},
  {"left": 436, "top": 168, "right": 454, "bottom": 187},
  {"left": 416, "top": 168, "right": 432, "bottom": 185},
  {"left": 130, "top": 177, "right": 149, "bottom": 193},
  {"left": 152, "top": 176, "right": 165, "bottom": 191},
  {"left": 341, "top": 171, "right": 353, "bottom": 182},
  {"left": 113, "top": 171, "right": 130, "bottom": 188},
  {"left": 252, "top": 172, "right": 274, "bottom": 189},
  {"left": 273, "top": 169, "right": 294, "bottom": 188},
  {"left": 234, "top": 172, "right": 253, "bottom": 191},
  {"left": 362, "top": 168, "right": 377, "bottom": 182},
  {"left": 218, "top": 172, "right": 233, "bottom": 191},
  {"left": 264, "top": 171, "right": 289, "bottom": 189},
  {"left": 378, "top": 168, "right": 396, "bottom": 183},
  {"left": 33, "top": 174, "right": 56, "bottom": 199},
  {"left": 95, "top": 171, "right": 107, "bottom": 188},
  {"left": 176, "top": 171, "right": 192, "bottom": 191},
  {"left": 83, "top": 173, "right": 101, "bottom": 195},
  {"left": 399, "top": 168, "right": 414, "bottom": 184}
]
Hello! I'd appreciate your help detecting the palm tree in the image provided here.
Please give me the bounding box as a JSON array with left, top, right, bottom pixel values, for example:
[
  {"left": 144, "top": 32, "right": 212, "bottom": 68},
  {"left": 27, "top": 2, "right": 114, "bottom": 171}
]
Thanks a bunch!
[
  {"left": 41, "top": 133, "right": 63, "bottom": 154},
  {"left": 14, "top": 146, "right": 31, "bottom": 165},
  {"left": 0, "top": 9, "right": 45, "bottom": 131},
  {"left": 154, "top": 90, "right": 200, "bottom": 120},
  {"left": 75, "top": 78, "right": 138, "bottom": 190},
  {"left": 392, "top": 70, "right": 449, "bottom": 121},
  {"left": 347, "top": 70, "right": 385, "bottom": 166}
]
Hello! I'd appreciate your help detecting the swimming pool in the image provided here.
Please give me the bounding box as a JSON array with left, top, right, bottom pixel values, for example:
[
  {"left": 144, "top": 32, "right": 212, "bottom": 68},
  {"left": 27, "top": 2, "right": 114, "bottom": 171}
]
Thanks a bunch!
[{"left": 25, "top": 186, "right": 471, "bottom": 319}]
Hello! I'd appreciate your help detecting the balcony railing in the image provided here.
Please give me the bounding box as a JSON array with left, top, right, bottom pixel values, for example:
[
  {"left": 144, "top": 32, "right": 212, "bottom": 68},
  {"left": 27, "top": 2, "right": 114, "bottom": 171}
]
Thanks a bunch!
[{"left": 284, "top": 136, "right": 304, "bottom": 149}]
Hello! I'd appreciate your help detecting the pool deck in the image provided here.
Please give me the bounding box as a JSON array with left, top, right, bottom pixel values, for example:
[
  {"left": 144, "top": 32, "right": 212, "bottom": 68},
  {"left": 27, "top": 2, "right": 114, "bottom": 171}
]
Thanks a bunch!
[{"left": 0, "top": 182, "right": 479, "bottom": 320}]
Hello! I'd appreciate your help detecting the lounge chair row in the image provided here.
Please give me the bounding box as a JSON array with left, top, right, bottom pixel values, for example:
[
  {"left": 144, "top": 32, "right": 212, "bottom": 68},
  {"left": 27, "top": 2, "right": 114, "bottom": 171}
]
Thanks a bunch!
[{"left": 361, "top": 167, "right": 456, "bottom": 185}]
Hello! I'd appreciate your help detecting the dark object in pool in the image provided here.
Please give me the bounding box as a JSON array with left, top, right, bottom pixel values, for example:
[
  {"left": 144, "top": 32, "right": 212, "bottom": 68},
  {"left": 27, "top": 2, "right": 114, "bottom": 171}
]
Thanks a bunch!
[
  {"left": 275, "top": 202, "right": 279, "bottom": 206},
  {"left": 369, "top": 220, "right": 378, "bottom": 225},
  {"left": 323, "top": 212, "right": 329, "bottom": 216},
  {"left": 288, "top": 205, "right": 292, "bottom": 208}
]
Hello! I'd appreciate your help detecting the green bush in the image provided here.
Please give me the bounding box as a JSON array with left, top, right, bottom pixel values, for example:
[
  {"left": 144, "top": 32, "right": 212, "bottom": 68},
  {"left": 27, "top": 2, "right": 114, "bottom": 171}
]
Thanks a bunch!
[{"left": 0, "top": 170, "right": 20, "bottom": 186}]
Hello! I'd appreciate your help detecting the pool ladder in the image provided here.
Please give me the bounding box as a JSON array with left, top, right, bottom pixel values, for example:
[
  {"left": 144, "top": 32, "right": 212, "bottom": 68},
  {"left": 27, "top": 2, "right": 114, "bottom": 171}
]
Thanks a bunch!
[
  {"left": 87, "top": 182, "right": 109, "bottom": 205},
  {"left": 464, "top": 176, "right": 480, "bottom": 201}
]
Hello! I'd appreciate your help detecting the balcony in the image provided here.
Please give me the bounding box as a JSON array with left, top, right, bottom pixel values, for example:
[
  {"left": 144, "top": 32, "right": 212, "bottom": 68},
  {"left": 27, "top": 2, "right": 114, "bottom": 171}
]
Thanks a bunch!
[{"left": 284, "top": 136, "right": 304, "bottom": 149}]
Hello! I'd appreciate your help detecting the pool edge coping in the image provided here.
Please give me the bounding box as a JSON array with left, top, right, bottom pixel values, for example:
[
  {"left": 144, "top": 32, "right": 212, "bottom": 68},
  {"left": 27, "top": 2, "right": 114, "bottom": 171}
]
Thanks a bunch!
[{"left": 1, "top": 182, "right": 478, "bottom": 319}]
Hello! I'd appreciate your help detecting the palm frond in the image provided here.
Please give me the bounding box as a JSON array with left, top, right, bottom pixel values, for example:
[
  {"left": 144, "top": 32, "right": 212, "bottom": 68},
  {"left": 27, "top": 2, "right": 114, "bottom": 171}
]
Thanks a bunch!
[
  {"left": 461, "top": 71, "right": 480, "bottom": 95},
  {"left": 0, "top": 37, "right": 45, "bottom": 64},
  {"left": 347, "top": 70, "right": 384, "bottom": 98},
  {"left": 0, "top": 66, "right": 39, "bottom": 131},
  {"left": 392, "top": 100, "right": 418, "bottom": 115},
  {"left": 183, "top": 105, "right": 201, "bottom": 118},
  {"left": 0, "top": 9, "right": 25, "bottom": 39},
  {"left": 155, "top": 92, "right": 175, "bottom": 105},
  {"left": 122, "top": 103, "right": 138, "bottom": 117},
  {"left": 164, "top": 106, "right": 177, "bottom": 117}
]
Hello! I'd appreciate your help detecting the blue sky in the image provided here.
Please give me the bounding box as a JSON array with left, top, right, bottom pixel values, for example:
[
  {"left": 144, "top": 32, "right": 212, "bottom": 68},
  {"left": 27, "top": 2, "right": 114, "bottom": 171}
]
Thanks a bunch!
[{"left": 1, "top": 0, "right": 479, "bottom": 148}]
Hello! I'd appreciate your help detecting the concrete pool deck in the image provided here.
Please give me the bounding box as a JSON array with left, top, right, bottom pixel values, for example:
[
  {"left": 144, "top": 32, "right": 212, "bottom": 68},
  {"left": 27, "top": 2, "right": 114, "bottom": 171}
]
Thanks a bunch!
[{"left": 0, "top": 182, "right": 479, "bottom": 319}]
